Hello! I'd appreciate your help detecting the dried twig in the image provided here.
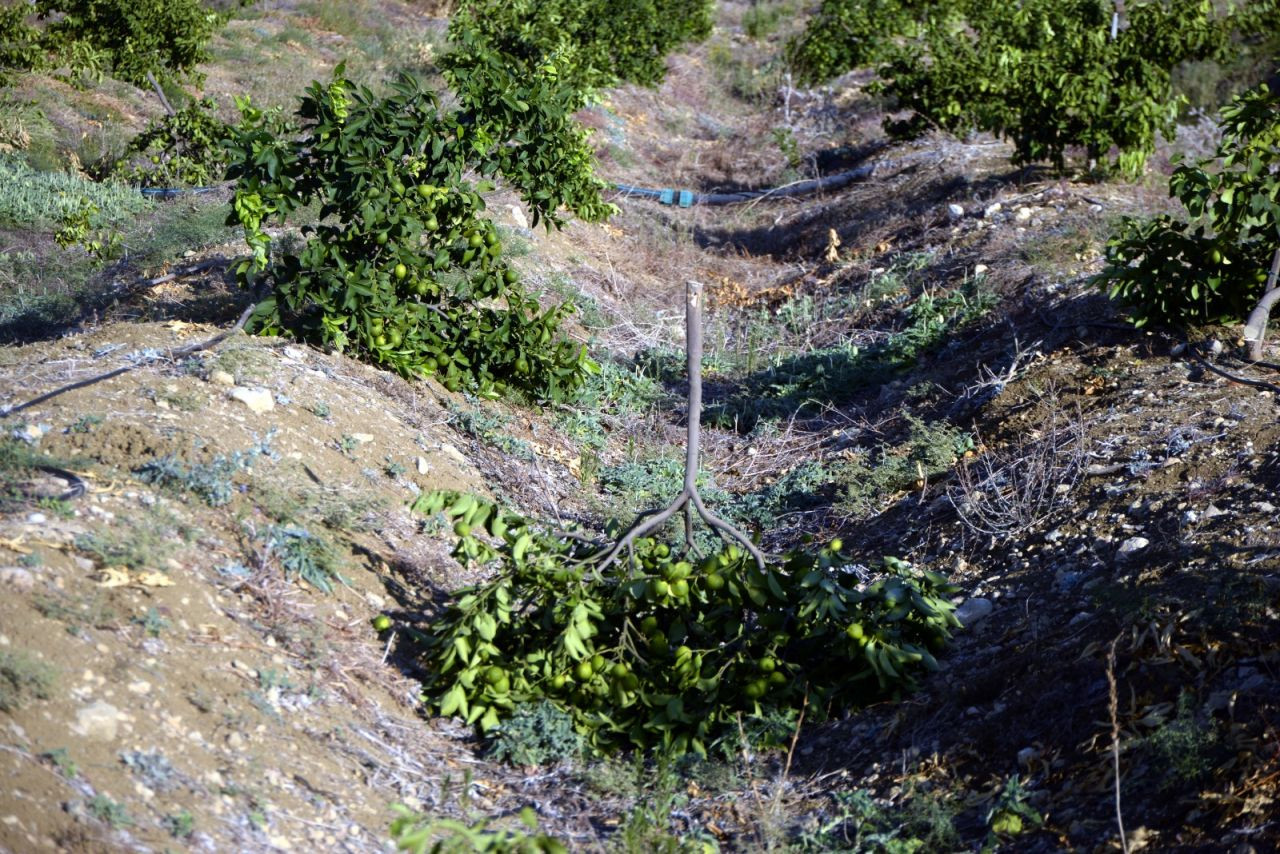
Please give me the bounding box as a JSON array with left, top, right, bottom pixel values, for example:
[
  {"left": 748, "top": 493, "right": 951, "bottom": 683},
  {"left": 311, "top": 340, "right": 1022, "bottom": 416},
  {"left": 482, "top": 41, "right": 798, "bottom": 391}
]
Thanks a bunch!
[
  {"left": 1, "top": 290, "right": 265, "bottom": 419},
  {"left": 1107, "top": 636, "right": 1130, "bottom": 854}
]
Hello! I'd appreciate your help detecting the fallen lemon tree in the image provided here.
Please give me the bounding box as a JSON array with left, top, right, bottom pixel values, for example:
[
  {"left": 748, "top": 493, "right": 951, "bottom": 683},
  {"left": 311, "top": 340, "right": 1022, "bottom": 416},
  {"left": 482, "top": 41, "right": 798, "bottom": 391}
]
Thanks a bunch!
[{"left": 413, "top": 282, "right": 960, "bottom": 757}]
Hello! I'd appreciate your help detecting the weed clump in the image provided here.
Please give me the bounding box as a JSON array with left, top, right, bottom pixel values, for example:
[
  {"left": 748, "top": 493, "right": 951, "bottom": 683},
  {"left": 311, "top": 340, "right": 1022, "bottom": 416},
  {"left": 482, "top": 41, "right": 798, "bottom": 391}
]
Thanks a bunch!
[{"left": 0, "top": 649, "right": 56, "bottom": 711}]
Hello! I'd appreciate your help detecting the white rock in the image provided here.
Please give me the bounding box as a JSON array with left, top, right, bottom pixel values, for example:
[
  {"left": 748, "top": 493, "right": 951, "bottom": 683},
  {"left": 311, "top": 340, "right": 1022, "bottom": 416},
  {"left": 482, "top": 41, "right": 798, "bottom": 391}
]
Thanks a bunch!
[
  {"left": 983, "top": 202, "right": 1002, "bottom": 218},
  {"left": 1117, "top": 537, "right": 1150, "bottom": 559},
  {"left": 26, "top": 513, "right": 46, "bottom": 525},
  {"left": 282, "top": 346, "right": 308, "bottom": 361},
  {"left": 954, "top": 597, "right": 994, "bottom": 626},
  {"left": 350, "top": 433, "right": 375, "bottom": 444},
  {"left": 1204, "top": 504, "right": 1228, "bottom": 519},
  {"left": 508, "top": 205, "right": 529, "bottom": 229},
  {"left": 1015, "top": 206, "right": 1033, "bottom": 222},
  {"left": 1253, "top": 501, "right": 1276, "bottom": 514},
  {"left": 229, "top": 387, "right": 275, "bottom": 414},
  {"left": 947, "top": 203, "right": 965, "bottom": 220},
  {"left": 416, "top": 456, "right": 430, "bottom": 474},
  {"left": 0, "top": 567, "right": 35, "bottom": 590},
  {"left": 209, "top": 369, "right": 236, "bottom": 387},
  {"left": 973, "top": 264, "right": 989, "bottom": 275},
  {"left": 74, "top": 701, "right": 122, "bottom": 742}
]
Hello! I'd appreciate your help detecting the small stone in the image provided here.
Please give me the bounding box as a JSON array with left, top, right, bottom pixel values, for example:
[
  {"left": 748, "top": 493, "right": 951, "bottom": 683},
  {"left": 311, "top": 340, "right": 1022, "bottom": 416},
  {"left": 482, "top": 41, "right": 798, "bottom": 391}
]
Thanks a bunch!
[
  {"left": 416, "top": 456, "right": 430, "bottom": 475},
  {"left": 983, "top": 202, "right": 1002, "bottom": 218},
  {"left": 1017, "top": 746, "right": 1040, "bottom": 767},
  {"left": 74, "top": 701, "right": 121, "bottom": 742},
  {"left": 209, "top": 370, "right": 235, "bottom": 387},
  {"left": 1204, "top": 504, "right": 1228, "bottom": 519},
  {"left": 15, "top": 423, "right": 44, "bottom": 443},
  {"left": 229, "top": 387, "right": 274, "bottom": 414},
  {"left": 1253, "top": 501, "right": 1276, "bottom": 513},
  {"left": 1015, "top": 206, "right": 1033, "bottom": 222},
  {"left": 954, "top": 597, "right": 994, "bottom": 626},
  {"left": 946, "top": 203, "right": 965, "bottom": 220},
  {"left": 1117, "top": 537, "right": 1150, "bottom": 559},
  {"left": 227, "top": 732, "right": 245, "bottom": 749},
  {"left": 973, "top": 263, "right": 989, "bottom": 275},
  {"left": 73, "top": 555, "right": 95, "bottom": 571},
  {"left": 1208, "top": 339, "right": 1224, "bottom": 356},
  {"left": 350, "top": 433, "right": 375, "bottom": 444},
  {"left": 282, "top": 346, "right": 308, "bottom": 361},
  {"left": 440, "top": 443, "right": 469, "bottom": 466},
  {"left": 0, "top": 568, "right": 35, "bottom": 590},
  {"left": 25, "top": 513, "right": 46, "bottom": 525},
  {"left": 127, "top": 681, "right": 151, "bottom": 695}
]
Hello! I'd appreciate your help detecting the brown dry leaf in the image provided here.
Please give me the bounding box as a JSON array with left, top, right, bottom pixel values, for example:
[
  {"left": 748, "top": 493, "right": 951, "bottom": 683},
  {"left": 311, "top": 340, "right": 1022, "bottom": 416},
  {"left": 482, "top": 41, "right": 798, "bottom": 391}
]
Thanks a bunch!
[
  {"left": 135, "top": 571, "right": 176, "bottom": 588},
  {"left": 875, "top": 239, "right": 893, "bottom": 254},
  {"left": 824, "top": 228, "right": 842, "bottom": 263},
  {"left": 0, "top": 536, "right": 33, "bottom": 555}
]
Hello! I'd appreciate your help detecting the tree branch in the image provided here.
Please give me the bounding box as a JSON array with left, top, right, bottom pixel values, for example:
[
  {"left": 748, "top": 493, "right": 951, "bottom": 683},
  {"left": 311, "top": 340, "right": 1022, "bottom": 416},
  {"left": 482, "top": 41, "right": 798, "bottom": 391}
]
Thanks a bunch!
[{"left": 1242, "top": 247, "right": 1280, "bottom": 362}]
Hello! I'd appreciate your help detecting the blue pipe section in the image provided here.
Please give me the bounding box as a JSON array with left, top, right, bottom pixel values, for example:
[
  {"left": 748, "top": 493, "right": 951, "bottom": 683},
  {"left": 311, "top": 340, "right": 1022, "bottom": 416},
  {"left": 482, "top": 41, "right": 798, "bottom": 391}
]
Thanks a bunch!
[{"left": 612, "top": 162, "right": 876, "bottom": 207}]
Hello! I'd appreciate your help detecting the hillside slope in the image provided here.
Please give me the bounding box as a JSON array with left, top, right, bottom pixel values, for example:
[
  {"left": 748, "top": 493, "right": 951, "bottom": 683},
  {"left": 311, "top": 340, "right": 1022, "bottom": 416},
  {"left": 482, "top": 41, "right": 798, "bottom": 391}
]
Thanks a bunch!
[{"left": 1, "top": 2, "right": 1277, "bottom": 852}]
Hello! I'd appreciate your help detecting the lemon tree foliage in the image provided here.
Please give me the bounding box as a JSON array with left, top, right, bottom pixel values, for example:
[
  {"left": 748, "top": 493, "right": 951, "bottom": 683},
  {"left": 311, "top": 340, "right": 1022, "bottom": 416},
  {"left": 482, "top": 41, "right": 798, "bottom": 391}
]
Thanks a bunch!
[
  {"left": 1099, "top": 85, "right": 1280, "bottom": 327},
  {"left": 0, "top": 0, "right": 221, "bottom": 87},
  {"left": 112, "top": 98, "right": 231, "bottom": 188},
  {"left": 878, "top": 0, "right": 1244, "bottom": 176},
  {"left": 450, "top": 0, "right": 714, "bottom": 91},
  {"left": 225, "top": 59, "right": 612, "bottom": 399},
  {"left": 785, "top": 0, "right": 940, "bottom": 86},
  {"left": 411, "top": 490, "right": 959, "bottom": 756}
]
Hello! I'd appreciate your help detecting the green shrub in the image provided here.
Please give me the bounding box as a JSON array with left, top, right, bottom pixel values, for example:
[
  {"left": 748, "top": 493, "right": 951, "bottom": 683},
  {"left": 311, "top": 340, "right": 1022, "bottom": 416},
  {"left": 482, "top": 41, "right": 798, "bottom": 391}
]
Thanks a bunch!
[
  {"left": 486, "top": 700, "right": 584, "bottom": 766},
  {"left": 450, "top": 0, "right": 713, "bottom": 91},
  {"left": 390, "top": 805, "right": 567, "bottom": 854},
  {"left": 1099, "top": 84, "right": 1280, "bottom": 326},
  {"left": 410, "top": 491, "right": 958, "bottom": 756},
  {"left": 226, "top": 57, "right": 611, "bottom": 399}
]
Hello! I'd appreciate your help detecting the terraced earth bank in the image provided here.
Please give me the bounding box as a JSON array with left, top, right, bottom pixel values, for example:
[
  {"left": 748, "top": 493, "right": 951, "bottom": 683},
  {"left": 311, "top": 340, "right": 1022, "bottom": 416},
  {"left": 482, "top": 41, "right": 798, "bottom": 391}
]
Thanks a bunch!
[{"left": 0, "top": 2, "right": 1277, "bottom": 852}]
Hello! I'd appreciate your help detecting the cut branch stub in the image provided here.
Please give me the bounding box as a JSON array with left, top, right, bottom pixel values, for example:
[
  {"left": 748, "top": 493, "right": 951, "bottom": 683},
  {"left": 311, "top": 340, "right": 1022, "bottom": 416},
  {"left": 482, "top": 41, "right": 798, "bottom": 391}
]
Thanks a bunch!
[{"left": 590, "top": 281, "right": 766, "bottom": 574}]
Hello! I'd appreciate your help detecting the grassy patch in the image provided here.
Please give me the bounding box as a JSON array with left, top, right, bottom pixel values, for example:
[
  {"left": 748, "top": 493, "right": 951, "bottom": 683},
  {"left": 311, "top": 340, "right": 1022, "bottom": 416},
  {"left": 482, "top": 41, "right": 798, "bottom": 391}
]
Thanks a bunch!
[
  {"left": 0, "top": 649, "right": 56, "bottom": 711},
  {"left": 705, "top": 281, "right": 997, "bottom": 429},
  {"left": 0, "top": 155, "right": 148, "bottom": 230}
]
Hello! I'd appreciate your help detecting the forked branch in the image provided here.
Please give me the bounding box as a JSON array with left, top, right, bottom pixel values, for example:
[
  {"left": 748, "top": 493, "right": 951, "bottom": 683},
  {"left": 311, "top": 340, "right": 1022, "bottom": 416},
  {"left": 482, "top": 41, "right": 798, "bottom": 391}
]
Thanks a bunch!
[{"left": 590, "top": 281, "right": 766, "bottom": 573}]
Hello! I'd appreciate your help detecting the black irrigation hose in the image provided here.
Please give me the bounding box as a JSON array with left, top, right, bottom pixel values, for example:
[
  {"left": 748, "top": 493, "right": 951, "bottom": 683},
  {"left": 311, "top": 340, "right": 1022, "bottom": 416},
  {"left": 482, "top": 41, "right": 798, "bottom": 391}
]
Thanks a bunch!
[
  {"left": 140, "top": 186, "right": 219, "bottom": 199},
  {"left": 32, "top": 465, "right": 88, "bottom": 502},
  {"left": 611, "top": 162, "right": 878, "bottom": 207}
]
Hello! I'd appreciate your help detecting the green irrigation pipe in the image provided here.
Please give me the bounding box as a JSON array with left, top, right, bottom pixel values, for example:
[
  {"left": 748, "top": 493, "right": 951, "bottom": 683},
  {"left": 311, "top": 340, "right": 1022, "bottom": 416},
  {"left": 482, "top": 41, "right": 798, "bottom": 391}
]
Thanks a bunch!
[{"left": 611, "top": 162, "right": 877, "bottom": 207}]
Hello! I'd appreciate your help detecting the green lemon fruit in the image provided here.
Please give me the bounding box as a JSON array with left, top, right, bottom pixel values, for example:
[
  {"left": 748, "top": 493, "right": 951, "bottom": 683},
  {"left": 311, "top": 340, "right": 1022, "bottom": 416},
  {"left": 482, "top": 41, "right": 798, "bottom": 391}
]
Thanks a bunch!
[
  {"left": 371, "top": 615, "right": 392, "bottom": 631},
  {"left": 574, "top": 660, "right": 594, "bottom": 681},
  {"left": 394, "top": 263, "right": 408, "bottom": 280}
]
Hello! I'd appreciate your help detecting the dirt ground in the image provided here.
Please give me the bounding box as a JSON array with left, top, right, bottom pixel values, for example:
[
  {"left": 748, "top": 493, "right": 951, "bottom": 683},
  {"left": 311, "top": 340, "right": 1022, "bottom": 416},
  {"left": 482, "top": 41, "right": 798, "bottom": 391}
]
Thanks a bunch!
[{"left": 1, "top": 2, "right": 1278, "bottom": 852}]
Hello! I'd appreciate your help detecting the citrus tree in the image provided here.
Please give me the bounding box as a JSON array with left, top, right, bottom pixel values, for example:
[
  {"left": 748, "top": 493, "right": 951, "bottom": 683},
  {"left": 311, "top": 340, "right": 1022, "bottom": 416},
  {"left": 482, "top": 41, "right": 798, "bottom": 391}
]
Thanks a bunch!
[
  {"left": 226, "top": 50, "right": 613, "bottom": 400},
  {"left": 877, "top": 0, "right": 1241, "bottom": 176},
  {"left": 0, "top": 0, "right": 222, "bottom": 87},
  {"left": 111, "top": 97, "right": 231, "bottom": 187},
  {"left": 1099, "top": 84, "right": 1280, "bottom": 335},
  {"left": 450, "top": 0, "right": 714, "bottom": 91},
  {"left": 413, "top": 282, "right": 959, "bottom": 757},
  {"left": 785, "top": 0, "right": 948, "bottom": 86}
]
